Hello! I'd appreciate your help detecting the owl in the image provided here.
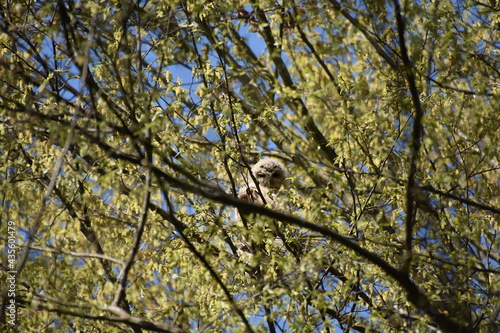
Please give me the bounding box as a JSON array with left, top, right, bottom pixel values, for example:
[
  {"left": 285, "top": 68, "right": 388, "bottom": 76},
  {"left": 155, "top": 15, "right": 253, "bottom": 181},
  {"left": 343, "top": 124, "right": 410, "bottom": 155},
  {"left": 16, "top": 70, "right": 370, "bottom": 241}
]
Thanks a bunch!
[
  {"left": 235, "top": 158, "right": 295, "bottom": 267},
  {"left": 237, "top": 158, "right": 288, "bottom": 206}
]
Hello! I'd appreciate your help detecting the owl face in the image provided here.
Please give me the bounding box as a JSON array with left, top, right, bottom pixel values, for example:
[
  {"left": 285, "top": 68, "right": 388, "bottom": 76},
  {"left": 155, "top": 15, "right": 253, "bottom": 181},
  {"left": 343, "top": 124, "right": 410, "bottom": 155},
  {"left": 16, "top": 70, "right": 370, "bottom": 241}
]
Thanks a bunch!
[{"left": 251, "top": 158, "right": 288, "bottom": 190}]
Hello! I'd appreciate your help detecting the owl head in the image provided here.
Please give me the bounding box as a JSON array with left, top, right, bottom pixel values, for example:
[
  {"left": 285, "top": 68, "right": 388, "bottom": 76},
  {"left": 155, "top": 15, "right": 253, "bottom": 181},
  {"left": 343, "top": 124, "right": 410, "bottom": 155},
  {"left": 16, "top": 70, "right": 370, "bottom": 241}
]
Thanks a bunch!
[{"left": 250, "top": 158, "right": 288, "bottom": 190}]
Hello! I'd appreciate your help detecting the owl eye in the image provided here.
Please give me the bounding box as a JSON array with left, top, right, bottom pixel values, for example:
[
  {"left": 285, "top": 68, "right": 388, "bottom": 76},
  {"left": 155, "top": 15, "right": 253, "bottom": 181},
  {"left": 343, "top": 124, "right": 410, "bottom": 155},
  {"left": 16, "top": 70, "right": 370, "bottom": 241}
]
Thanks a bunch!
[
  {"left": 257, "top": 173, "right": 266, "bottom": 178},
  {"left": 271, "top": 172, "right": 280, "bottom": 178}
]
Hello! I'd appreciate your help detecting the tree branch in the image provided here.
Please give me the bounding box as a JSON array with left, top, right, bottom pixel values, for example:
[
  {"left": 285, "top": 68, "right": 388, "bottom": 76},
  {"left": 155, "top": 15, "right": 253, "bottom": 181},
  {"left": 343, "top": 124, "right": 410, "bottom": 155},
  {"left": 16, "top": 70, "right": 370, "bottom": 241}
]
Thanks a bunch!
[
  {"left": 328, "top": 0, "right": 399, "bottom": 70},
  {"left": 250, "top": 2, "right": 338, "bottom": 165},
  {"left": 149, "top": 163, "right": 470, "bottom": 333},
  {"left": 393, "top": 0, "right": 425, "bottom": 273},
  {"left": 162, "top": 189, "right": 255, "bottom": 333},
  {"left": 31, "top": 296, "right": 184, "bottom": 333},
  {"left": 28, "top": 245, "right": 124, "bottom": 265}
]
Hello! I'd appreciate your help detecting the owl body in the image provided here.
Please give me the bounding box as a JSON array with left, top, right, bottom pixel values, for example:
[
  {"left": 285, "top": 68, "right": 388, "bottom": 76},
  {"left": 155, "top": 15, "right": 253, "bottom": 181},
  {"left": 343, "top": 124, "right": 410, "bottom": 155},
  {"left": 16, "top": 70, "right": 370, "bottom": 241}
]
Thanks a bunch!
[{"left": 237, "top": 183, "right": 271, "bottom": 206}]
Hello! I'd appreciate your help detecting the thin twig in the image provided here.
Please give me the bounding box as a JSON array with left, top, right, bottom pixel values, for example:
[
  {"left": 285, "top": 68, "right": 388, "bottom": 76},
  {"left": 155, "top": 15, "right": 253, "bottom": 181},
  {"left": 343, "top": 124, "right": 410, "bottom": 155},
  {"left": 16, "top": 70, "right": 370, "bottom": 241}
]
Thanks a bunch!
[{"left": 28, "top": 245, "right": 125, "bottom": 265}]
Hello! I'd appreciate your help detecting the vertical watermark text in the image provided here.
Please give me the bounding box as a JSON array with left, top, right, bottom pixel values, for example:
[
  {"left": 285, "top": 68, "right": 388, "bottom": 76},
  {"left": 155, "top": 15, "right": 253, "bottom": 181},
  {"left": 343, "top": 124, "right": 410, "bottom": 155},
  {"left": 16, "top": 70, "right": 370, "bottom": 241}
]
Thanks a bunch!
[{"left": 5, "top": 220, "right": 17, "bottom": 328}]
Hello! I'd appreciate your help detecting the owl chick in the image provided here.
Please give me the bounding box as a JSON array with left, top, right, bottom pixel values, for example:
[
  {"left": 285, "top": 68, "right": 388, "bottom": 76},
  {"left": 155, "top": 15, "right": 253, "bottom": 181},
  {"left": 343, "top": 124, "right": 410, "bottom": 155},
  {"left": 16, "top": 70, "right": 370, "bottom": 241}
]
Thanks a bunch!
[
  {"left": 237, "top": 158, "right": 288, "bottom": 206},
  {"left": 235, "top": 158, "right": 289, "bottom": 266}
]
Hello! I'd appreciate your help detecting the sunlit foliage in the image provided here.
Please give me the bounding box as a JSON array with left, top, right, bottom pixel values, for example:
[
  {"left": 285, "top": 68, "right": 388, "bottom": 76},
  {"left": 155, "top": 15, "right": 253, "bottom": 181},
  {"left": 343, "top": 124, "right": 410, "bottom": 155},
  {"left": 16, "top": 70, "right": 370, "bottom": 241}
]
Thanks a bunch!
[{"left": 1, "top": 0, "right": 499, "bottom": 332}]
